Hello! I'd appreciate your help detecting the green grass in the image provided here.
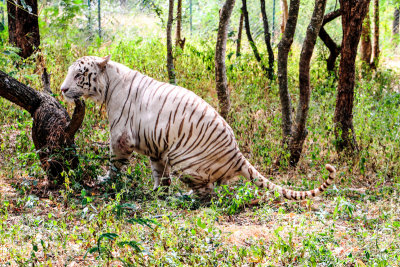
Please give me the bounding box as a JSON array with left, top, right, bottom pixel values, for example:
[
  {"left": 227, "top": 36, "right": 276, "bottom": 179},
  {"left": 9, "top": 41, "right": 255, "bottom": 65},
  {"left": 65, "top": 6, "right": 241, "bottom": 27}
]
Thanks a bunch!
[{"left": 1, "top": 12, "right": 400, "bottom": 266}]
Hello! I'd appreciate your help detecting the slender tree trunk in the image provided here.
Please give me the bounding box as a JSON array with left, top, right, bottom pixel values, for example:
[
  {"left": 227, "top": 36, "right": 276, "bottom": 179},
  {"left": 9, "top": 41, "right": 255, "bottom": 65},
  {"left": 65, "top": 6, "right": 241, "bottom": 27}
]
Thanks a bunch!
[
  {"left": 272, "top": 0, "right": 276, "bottom": 40},
  {"left": 334, "top": 0, "right": 370, "bottom": 151},
  {"left": 87, "top": 0, "right": 92, "bottom": 33},
  {"left": 167, "top": 0, "right": 176, "bottom": 85},
  {"left": 215, "top": 0, "right": 236, "bottom": 119},
  {"left": 7, "top": 0, "right": 40, "bottom": 58},
  {"left": 289, "top": 0, "right": 327, "bottom": 166},
  {"left": 280, "top": 0, "right": 288, "bottom": 34},
  {"left": 0, "top": 71, "right": 85, "bottom": 185},
  {"left": 175, "top": 0, "right": 185, "bottom": 49},
  {"left": 371, "top": 0, "right": 379, "bottom": 69},
  {"left": 236, "top": 12, "right": 244, "bottom": 57},
  {"left": 277, "top": 0, "right": 300, "bottom": 146},
  {"left": 392, "top": 7, "right": 400, "bottom": 45},
  {"left": 242, "top": 0, "right": 270, "bottom": 79},
  {"left": 1, "top": 0, "right": 4, "bottom": 26},
  {"left": 260, "top": 0, "right": 275, "bottom": 80},
  {"left": 360, "top": 11, "right": 372, "bottom": 65},
  {"left": 98, "top": 0, "right": 101, "bottom": 38},
  {"left": 318, "top": 9, "right": 341, "bottom": 72}
]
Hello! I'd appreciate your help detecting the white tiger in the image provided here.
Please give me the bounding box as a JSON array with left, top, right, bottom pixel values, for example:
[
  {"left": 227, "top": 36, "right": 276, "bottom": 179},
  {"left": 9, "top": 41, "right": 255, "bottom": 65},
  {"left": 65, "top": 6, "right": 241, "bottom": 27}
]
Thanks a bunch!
[{"left": 61, "top": 55, "right": 336, "bottom": 200}]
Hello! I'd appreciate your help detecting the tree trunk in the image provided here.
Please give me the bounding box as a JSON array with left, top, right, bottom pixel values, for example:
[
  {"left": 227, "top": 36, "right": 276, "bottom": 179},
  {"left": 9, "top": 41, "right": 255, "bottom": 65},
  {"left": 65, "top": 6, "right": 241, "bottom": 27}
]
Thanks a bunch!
[
  {"left": 88, "top": 0, "right": 92, "bottom": 33},
  {"left": 215, "top": 0, "right": 236, "bottom": 119},
  {"left": 280, "top": 0, "right": 288, "bottom": 34},
  {"left": 0, "top": 71, "right": 85, "bottom": 185},
  {"left": 98, "top": 0, "right": 101, "bottom": 38},
  {"left": 236, "top": 12, "right": 244, "bottom": 57},
  {"left": 371, "top": 0, "right": 379, "bottom": 69},
  {"left": 393, "top": 7, "right": 400, "bottom": 45},
  {"left": 7, "top": 0, "right": 40, "bottom": 58},
  {"left": 242, "top": 0, "right": 270, "bottom": 79},
  {"left": 175, "top": 0, "right": 185, "bottom": 49},
  {"left": 1, "top": 0, "right": 5, "bottom": 26},
  {"left": 334, "top": 0, "right": 370, "bottom": 151},
  {"left": 167, "top": 0, "right": 176, "bottom": 85},
  {"left": 289, "top": 0, "right": 327, "bottom": 166},
  {"left": 277, "top": 0, "right": 300, "bottom": 146},
  {"left": 318, "top": 9, "right": 341, "bottom": 72},
  {"left": 260, "top": 0, "right": 275, "bottom": 80},
  {"left": 360, "top": 11, "right": 372, "bottom": 65}
]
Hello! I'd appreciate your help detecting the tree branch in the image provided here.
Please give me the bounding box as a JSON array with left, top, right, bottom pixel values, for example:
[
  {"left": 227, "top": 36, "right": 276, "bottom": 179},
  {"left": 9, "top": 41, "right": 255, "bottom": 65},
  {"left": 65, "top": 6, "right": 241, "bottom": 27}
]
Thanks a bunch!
[
  {"left": 322, "top": 9, "right": 341, "bottom": 26},
  {"left": 0, "top": 70, "right": 42, "bottom": 114},
  {"left": 65, "top": 99, "right": 86, "bottom": 141}
]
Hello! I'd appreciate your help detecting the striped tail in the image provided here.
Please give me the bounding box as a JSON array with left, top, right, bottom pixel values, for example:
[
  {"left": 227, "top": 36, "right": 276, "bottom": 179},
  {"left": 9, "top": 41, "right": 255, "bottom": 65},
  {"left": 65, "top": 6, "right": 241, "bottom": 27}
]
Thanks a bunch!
[{"left": 240, "top": 158, "right": 336, "bottom": 200}]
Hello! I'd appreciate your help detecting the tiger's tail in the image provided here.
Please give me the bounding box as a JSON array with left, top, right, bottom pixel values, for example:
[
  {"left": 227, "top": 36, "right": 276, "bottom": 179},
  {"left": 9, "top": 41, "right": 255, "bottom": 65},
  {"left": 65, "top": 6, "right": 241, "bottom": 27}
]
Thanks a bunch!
[{"left": 240, "top": 158, "right": 336, "bottom": 200}]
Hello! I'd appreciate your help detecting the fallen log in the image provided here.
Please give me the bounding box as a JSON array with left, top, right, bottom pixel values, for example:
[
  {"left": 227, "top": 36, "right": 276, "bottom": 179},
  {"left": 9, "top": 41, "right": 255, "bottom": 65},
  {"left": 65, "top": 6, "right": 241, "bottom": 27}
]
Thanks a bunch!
[{"left": 0, "top": 70, "right": 85, "bottom": 186}]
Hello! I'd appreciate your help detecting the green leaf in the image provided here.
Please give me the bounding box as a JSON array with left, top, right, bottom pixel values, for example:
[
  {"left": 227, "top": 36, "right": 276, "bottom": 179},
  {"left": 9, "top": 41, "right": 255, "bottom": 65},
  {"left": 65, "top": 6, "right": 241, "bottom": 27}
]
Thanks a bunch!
[
  {"left": 197, "top": 218, "right": 206, "bottom": 229},
  {"left": 118, "top": 241, "right": 142, "bottom": 253},
  {"left": 126, "top": 217, "right": 160, "bottom": 229},
  {"left": 84, "top": 247, "right": 99, "bottom": 259}
]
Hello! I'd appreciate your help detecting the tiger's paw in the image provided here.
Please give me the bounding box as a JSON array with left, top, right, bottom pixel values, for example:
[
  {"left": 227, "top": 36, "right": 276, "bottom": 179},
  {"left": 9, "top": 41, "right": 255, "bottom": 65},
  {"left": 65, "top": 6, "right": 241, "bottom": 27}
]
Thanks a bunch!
[{"left": 97, "top": 171, "right": 113, "bottom": 184}]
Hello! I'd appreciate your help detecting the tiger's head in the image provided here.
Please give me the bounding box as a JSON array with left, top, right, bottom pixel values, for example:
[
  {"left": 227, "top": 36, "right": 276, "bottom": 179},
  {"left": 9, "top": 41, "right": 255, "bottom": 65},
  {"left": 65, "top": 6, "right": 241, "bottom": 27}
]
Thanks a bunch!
[{"left": 61, "top": 55, "right": 110, "bottom": 103}]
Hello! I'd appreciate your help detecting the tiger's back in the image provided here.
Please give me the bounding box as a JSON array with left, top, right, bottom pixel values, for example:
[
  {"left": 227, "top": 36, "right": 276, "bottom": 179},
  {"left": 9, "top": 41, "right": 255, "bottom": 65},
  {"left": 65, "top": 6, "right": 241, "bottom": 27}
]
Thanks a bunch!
[{"left": 116, "top": 69, "right": 243, "bottom": 186}]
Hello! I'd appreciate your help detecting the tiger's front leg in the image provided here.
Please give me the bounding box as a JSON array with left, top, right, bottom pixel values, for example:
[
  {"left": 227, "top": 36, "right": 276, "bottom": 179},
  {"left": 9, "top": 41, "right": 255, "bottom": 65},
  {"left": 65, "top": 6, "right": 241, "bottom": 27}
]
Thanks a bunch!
[
  {"left": 98, "top": 131, "right": 133, "bottom": 183},
  {"left": 150, "top": 158, "right": 171, "bottom": 192}
]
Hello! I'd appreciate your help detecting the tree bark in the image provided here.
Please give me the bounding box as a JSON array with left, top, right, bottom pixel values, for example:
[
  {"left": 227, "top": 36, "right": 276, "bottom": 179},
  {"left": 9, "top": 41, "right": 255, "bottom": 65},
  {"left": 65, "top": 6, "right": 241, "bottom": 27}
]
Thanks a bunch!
[
  {"left": 289, "top": 0, "right": 327, "bottom": 166},
  {"left": 0, "top": 71, "right": 85, "bottom": 185},
  {"left": 175, "top": 0, "right": 185, "bottom": 49},
  {"left": 318, "top": 9, "right": 341, "bottom": 72},
  {"left": 371, "top": 0, "right": 379, "bottom": 69},
  {"left": 393, "top": 7, "right": 400, "bottom": 45},
  {"left": 277, "top": 0, "right": 300, "bottom": 146},
  {"left": 242, "top": 0, "right": 270, "bottom": 79},
  {"left": 260, "top": 0, "right": 275, "bottom": 80},
  {"left": 334, "top": 0, "right": 370, "bottom": 151},
  {"left": 360, "top": 11, "right": 372, "bottom": 65},
  {"left": 236, "top": 11, "right": 244, "bottom": 57},
  {"left": 167, "top": 0, "right": 176, "bottom": 85},
  {"left": 280, "top": 0, "right": 288, "bottom": 34},
  {"left": 7, "top": 0, "right": 40, "bottom": 58},
  {"left": 215, "top": 0, "right": 236, "bottom": 119}
]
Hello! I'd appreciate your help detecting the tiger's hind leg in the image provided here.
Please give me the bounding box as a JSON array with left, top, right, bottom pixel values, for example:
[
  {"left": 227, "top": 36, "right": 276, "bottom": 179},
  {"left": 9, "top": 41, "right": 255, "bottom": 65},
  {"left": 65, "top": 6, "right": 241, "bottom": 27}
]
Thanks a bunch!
[{"left": 150, "top": 158, "right": 171, "bottom": 191}]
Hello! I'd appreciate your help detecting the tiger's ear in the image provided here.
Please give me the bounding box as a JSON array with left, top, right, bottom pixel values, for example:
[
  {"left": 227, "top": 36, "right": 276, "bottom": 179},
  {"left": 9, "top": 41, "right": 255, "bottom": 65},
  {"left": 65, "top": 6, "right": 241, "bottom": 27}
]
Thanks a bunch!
[{"left": 97, "top": 55, "right": 111, "bottom": 71}]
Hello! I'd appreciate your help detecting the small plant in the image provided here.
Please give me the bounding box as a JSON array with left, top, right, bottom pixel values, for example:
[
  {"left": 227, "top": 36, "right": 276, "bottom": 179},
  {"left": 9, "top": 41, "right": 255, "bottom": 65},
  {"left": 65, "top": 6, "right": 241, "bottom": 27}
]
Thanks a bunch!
[{"left": 212, "top": 182, "right": 260, "bottom": 215}]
